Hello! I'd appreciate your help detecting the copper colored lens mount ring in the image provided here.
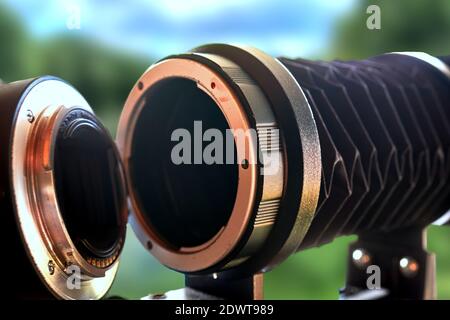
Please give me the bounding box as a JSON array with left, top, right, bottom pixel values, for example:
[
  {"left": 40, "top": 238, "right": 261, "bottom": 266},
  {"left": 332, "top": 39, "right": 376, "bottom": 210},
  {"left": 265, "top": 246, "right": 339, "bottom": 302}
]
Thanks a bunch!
[
  {"left": 4, "top": 77, "right": 126, "bottom": 299},
  {"left": 118, "top": 57, "right": 260, "bottom": 272},
  {"left": 118, "top": 44, "right": 321, "bottom": 276}
]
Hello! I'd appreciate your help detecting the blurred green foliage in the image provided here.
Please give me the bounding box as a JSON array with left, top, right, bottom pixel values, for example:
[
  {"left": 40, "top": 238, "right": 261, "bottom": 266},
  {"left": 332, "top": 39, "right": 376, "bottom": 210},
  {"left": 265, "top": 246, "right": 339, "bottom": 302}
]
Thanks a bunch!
[
  {"left": 332, "top": 0, "right": 450, "bottom": 59},
  {"left": 1, "top": 1, "right": 448, "bottom": 299},
  {"left": 0, "top": 4, "right": 149, "bottom": 130}
]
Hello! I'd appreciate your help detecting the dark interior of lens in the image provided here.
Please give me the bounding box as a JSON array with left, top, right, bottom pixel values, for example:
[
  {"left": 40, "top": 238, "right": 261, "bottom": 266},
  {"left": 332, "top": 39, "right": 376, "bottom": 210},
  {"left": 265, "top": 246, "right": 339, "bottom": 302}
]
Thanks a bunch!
[
  {"left": 54, "top": 109, "right": 126, "bottom": 261},
  {"left": 130, "top": 77, "right": 238, "bottom": 248}
]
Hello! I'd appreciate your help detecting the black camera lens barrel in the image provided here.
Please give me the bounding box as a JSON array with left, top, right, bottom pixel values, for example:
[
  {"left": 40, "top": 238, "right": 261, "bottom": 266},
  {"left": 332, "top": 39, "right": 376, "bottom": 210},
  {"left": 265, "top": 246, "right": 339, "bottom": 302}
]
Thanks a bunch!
[{"left": 279, "top": 52, "right": 450, "bottom": 249}]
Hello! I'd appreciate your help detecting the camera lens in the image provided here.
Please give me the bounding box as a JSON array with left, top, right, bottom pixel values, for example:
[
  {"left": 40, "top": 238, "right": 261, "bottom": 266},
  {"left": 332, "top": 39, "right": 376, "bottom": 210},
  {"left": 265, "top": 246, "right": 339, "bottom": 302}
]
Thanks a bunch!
[
  {"left": 118, "top": 45, "right": 449, "bottom": 279},
  {"left": 130, "top": 78, "right": 238, "bottom": 248}
]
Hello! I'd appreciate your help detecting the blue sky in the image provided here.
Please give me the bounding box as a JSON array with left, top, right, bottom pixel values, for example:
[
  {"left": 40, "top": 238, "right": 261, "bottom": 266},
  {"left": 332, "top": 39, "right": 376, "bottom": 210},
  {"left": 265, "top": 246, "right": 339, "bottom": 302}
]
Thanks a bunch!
[{"left": 5, "top": 0, "right": 356, "bottom": 58}]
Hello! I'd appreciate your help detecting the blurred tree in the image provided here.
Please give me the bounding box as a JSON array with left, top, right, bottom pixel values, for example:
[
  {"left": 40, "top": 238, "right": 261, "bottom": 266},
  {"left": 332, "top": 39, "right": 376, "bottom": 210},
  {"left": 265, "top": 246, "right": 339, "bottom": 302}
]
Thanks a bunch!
[
  {"left": 0, "top": 4, "right": 150, "bottom": 132},
  {"left": 0, "top": 4, "right": 32, "bottom": 80},
  {"left": 332, "top": 0, "right": 450, "bottom": 59}
]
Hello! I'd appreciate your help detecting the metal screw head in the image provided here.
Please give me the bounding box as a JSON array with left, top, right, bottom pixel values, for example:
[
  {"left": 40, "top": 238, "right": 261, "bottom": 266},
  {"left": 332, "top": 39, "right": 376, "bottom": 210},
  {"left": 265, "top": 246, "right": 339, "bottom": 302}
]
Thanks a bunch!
[
  {"left": 48, "top": 260, "right": 55, "bottom": 275},
  {"left": 241, "top": 159, "right": 249, "bottom": 169},
  {"left": 26, "top": 110, "right": 35, "bottom": 123},
  {"left": 399, "top": 257, "right": 419, "bottom": 278},
  {"left": 352, "top": 248, "right": 371, "bottom": 269}
]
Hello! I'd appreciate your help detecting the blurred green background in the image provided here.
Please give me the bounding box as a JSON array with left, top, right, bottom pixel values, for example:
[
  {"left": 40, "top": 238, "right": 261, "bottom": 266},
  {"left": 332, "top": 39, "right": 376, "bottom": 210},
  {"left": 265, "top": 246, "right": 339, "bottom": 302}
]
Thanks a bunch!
[{"left": 1, "top": 0, "right": 448, "bottom": 299}]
